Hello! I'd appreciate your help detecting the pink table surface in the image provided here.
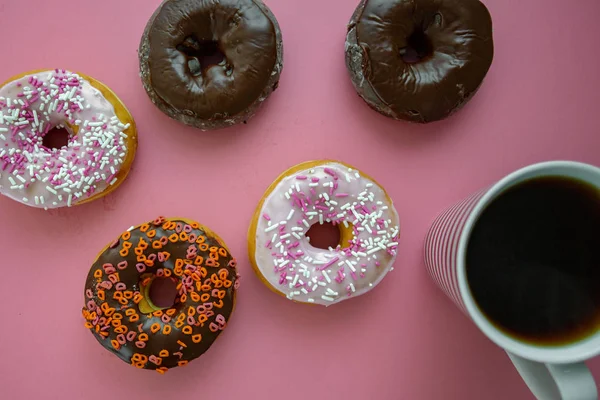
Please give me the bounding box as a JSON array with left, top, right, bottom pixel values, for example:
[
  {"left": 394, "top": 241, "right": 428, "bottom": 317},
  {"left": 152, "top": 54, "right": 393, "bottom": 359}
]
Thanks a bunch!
[{"left": 0, "top": 0, "right": 599, "bottom": 399}]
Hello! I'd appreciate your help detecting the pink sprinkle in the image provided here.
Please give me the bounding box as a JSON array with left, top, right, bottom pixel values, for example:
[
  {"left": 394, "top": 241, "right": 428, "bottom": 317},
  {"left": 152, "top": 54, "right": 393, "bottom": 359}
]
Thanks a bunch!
[
  {"left": 335, "top": 193, "right": 349, "bottom": 198},
  {"left": 311, "top": 177, "right": 319, "bottom": 182},
  {"left": 324, "top": 167, "right": 336, "bottom": 176},
  {"left": 295, "top": 175, "right": 307, "bottom": 180},
  {"left": 350, "top": 271, "right": 358, "bottom": 280},
  {"left": 262, "top": 213, "right": 270, "bottom": 221}
]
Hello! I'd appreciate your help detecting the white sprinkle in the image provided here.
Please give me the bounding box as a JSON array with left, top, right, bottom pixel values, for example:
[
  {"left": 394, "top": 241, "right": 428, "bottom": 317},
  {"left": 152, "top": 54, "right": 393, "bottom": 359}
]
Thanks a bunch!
[
  {"left": 307, "top": 298, "right": 315, "bottom": 303},
  {"left": 40, "top": 196, "right": 44, "bottom": 204},
  {"left": 34, "top": 196, "right": 39, "bottom": 205},
  {"left": 345, "top": 260, "right": 356, "bottom": 272},
  {"left": 67, "top": 194, "right": 73, "bottom": 207},
  {"left": 22, "top": 197, "right": 28, "bottom": 202},
  {"left": 292, "top": 233, "right": 301, "bottom": 240},
  {"left": 367, "top": 247, "right": 381, "bottom": 255},
  {"left": 280, "top": 233, "right": 291, "bottom": 240},
  {"left": 109, "top": 177, "right": 118, "bottom": 185},
  {"left": 309, "top": 182, "right": 319, "bottom": 187},
  {"left": 322, "top": 270, "right": 331, "bottom": 283},
  {"left": 286, "top": 209, "right": 295, "bottom": 220},
  {"left": 387, "top": 242, "right": 399, "bottom": 247},
  {"left": 350, "top": 283, "right": 356, "bottom": 292},
  {"left": 265, "top": 224, "right": 279, "bottom": 233},
  {"left": 46, "top": 186, "right": 58, "bottom": 195},
  {"left": 321, "top": 295, "right": 334, "bottom": 302},
  {"left": 292, "top": 275, "right": 299, "bottom": 286},
  {"left": 16, "top": 175, "right": 26, "bottom": 183},
  {"left": 319, "top": 214, "right": 323, "bottom": 225},
  {"left": 295, "top": 182, "right": 300, "bottom": 192},
  {"left": 302, "top": 219, "right": 310, "bottom": 228}
]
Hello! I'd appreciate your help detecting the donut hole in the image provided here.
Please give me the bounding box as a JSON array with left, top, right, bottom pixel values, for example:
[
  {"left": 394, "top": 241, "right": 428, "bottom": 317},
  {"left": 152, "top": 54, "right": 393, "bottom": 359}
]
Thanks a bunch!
[
  {"left": 306, "top": 222, "right": 341, "bottom": 250},
  {"left": 42, "top": 127, "right": 70, "bottom": 150},
  {"left": 148, "top": 277, "right": 178, "bottom": 308},
  {"left": 177, "top": 35, "right": 226, "bottom": 76},
  {"left": 400, "top": 29, "right": 433, "bottom": 64}
]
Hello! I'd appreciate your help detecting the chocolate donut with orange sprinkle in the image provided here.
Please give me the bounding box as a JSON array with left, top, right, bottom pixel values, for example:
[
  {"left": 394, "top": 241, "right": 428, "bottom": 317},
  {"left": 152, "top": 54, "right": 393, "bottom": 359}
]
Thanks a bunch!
[{"left": 82, "top": 217, "right": 239, "bottom": 373}]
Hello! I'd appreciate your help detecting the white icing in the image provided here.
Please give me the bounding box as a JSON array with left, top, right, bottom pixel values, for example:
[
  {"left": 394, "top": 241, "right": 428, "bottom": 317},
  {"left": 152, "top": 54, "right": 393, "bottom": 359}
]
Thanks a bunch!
[{"left": 253, "top": 162, "right": 400, "bottom": 306}]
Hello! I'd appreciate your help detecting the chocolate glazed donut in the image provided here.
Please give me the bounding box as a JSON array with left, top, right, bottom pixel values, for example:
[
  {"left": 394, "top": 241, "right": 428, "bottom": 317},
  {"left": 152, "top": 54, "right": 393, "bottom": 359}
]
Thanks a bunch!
[
  {"left": 139, "top": 0, "right": 283, "bottom": 130},
  {"left": 345, "top": 0, "right": 493, "bottom": 123}
]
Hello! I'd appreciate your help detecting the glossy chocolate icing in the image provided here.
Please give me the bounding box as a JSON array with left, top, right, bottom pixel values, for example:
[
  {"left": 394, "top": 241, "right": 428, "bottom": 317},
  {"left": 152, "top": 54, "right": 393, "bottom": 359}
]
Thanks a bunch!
[
  {"left": 82, "top": 218, "right": 239, "bottom": 371},
  {"left": 139, "top": 0, "right": 283, "bottom": 130},
  {"left": 345, "top": 0, "right": 494, "bottom": 123}
]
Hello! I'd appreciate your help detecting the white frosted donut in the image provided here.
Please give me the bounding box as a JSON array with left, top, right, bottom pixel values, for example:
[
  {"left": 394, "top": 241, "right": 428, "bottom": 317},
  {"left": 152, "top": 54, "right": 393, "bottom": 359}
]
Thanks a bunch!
[
  {"left": 0, "top": 69, "right": 137, "bottom": 208},
  {"left": 248, "top": 160, "right": 400, "bottom": 306}
]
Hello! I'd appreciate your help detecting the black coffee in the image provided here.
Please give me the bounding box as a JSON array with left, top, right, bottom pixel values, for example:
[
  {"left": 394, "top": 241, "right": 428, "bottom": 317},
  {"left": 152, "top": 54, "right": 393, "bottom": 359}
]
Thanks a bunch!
[{"left": 467, "top": 176, "right": 600, "bottom": 345}]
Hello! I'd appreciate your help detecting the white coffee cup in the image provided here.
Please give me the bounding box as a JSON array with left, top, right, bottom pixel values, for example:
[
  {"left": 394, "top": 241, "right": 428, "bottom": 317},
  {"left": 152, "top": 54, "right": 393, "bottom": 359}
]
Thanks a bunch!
[{"left": 424, "top": 161, "right": 600, "bottom": 400}]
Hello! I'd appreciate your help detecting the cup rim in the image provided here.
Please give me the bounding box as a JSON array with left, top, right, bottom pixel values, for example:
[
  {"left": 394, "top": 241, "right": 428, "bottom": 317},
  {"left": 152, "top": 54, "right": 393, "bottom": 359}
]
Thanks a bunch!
[{"left": 456, "top": 160, "right": 600, "bottom": 364}]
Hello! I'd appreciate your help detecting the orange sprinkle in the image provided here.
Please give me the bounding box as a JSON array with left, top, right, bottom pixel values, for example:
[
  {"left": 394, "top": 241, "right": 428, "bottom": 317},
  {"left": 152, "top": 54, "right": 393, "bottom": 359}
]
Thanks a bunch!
[
  {"left": 112, "top": 313, "right": 123, "bottom": 320},
  {"left": 166, "top": 308, "right": 177, "bottom": 316},
  {"left": 93, "top": 269, "right": 103, "bottom": 279},
  {"left": 99, "top": 331, "right": 109, "bottom": 337},
  {"left": 178, "top": 360, "right": 188, "bottom": 367},
  {"left": 168, "top": 233, "right": 179, "bottom": 242},
  {"left": 125, "top": 308, "right": 136, "bottom": 316},
  {"left": 213, "top": 300, "right": 224, "bottom": 308},
  {"left": 214, "top": 280, "right": 223, "bottom": 289},
  {"left": 97, "top": 290, "right": 105, "bottom": 300},
  {"left": 187, "top": 306, "right": 196, "bottom": 316},
  {"left": 198, "top": 314, "right": 208, "bottom": 324},
  {"left": 152, "top": 310, "right": 163, "bottom": 317},
  {"left": 150, "top": 323, "right": 161, "bottom": 334},
  {"left": 121, "top": 231, "right": 131, "bottom": 240},
  {"left": 190, "top": 292, "right": 200, "bottom": 302},
  {"left": 129, "top": 314, "right": 140, "bottom": 322},
  {"left": 160, "top": 251, "right": 170, "bottom": 261},
  {"left": 223, "top": 279, "right": 232, "bottom": 288},
  {"left": 141, "top": 277, "right": 152, "bottom": 286},
  {"left": 164, "top": 269, "right": 172, "bottom": 277},
  {"left": 152, "top": 240, "right": 162, "bottom": 249},
  {"left": 199, "top": 243, "right": 209, "bottom": 251},
  {"left": 140, "top": 223, "right": 150, "bottom": 232},
  {"left": 210, "top": 274, "right": 220, "bottom": 284},
  {"left": 122, "top": 241, "right": 132, "bottom": 250},
  {"left": 196, "top": 236, "right": 206, "bottom": 244},
  {"left": 177, "top": 340, "right": 187, "bottom": 348},
  {"left": 200, "top": 284, "right": 211, "bottom": 292},
  {"left": 112, "top": 319, "right": 122, "bottom": 328},
  {"left": 144, "top": 259, "right": 155, "bottom": 267},
  {"left": 182, "top": 326, "right": 192, "bottom": 335},
  {"left": 156, "top": 367, "right": 168, "bottom": 374},
  {"left": 159, "top": 350, "right": 169, "bottom": 357},
  {"left": 200, "top": 293, "right": 210, "bottom": 302},
  {"left": 135, "top": 247, "right": 144, "bottom": 256},
  {"left": 179, "top": 232, "right": 188, "bottom": 241},
  {"left": 137, "top": 254, "right": 147, "bottom": 262},
  {"left": 84, "top": 322, "right": 93, "bottom": 329},
  {"left": 133, "top": 294, "right": 142, "bottom": 304},
  {"left": 163, "top": 325, "right": 172, "bottom": 335},
  {"left": 218, "top": 247, "right": 227, "bottom": 257},
  {"left": 112, "top": 291, "right": 123, "bottom": 299},
  {"left": 194, "top": 256, "right": 204, "bottom": 266},
  {"left": 209, "top": 246, "right": 218, "bottom": 253},
  {"left": 192, "top": 334, "right": 202, "bottom": 343},
  {"left": 123, "top": 291, "right": 133, "bottom": 299},
  {"left": 209, "top": 252, "right": 219, "bottom": 261},
  {"left": 204, "top": 257, "right": 216, "bottom": 267},
  {"left": 118, "top": 297, "right": 129, "bottom": 305},
  {"left": 174, "top": 320, "right": 184, "bottom": 329},
  {"left": 146, "top": 229, "right": 156, "bottom": 238},
  {"left": 111, "top": 340, "right": 120, "bottom": 349},
  {"left": 176, "top": 313, "right": 186, "bottom": 322},
  {"left": 139, "top": 333, "right": 149, "bottom": 342},
  {"left": 179, "top": 293, "right": 187, "bottom": 302},
  {"left": 191, "top": 222, "right": 200, "bottom": 229}
]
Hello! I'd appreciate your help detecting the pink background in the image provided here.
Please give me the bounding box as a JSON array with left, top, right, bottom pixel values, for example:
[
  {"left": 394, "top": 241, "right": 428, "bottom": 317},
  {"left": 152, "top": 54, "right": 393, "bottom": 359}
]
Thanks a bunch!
[{"left": 0, "top": 0, "right": 599, "bottom": 398}]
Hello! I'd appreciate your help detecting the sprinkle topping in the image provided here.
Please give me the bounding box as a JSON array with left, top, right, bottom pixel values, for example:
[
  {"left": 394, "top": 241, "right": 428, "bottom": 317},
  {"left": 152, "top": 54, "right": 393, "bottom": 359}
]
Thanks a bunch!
[
  {"left": 0, "top": 70, "right": 132, "bottom": 208},
  {"left": 253, "top": 162, "right": 400, "bottom": 306}
]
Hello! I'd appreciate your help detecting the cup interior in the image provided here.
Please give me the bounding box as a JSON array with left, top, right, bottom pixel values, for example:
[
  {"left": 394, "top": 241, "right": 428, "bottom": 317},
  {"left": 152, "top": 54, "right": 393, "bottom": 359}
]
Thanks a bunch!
[{"left": 457, "top": 161, "right": 600, "bottom": 364}]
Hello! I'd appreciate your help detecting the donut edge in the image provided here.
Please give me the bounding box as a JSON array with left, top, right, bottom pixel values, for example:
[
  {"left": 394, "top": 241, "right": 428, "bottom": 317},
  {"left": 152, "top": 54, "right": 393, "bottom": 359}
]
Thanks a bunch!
[{"left": 138, "top": 0, "right": 284, "bottom": 131}]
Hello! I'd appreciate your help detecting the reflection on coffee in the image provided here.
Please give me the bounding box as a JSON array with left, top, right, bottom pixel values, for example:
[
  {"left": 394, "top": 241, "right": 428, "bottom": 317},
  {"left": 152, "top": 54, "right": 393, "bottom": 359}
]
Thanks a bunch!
[{"left": 467, "top": 176, "right": 600, "bottom": 345}]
